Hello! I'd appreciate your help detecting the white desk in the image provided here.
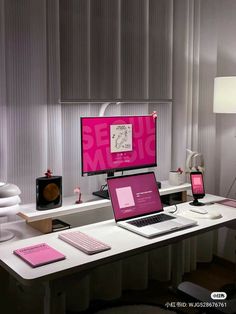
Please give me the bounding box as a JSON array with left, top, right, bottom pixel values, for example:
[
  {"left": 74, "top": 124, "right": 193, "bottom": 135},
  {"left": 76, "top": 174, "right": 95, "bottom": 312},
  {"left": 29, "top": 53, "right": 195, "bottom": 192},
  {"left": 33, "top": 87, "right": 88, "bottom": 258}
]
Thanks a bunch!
[{"left": 1, "top": 195, "right": 235, "bottom": 314}]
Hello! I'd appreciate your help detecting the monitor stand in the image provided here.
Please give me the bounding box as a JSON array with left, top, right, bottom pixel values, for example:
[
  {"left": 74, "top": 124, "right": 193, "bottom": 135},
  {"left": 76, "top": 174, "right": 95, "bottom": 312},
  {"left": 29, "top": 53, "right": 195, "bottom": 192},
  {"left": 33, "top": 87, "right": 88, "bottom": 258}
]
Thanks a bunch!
[
  {"left": 93, "top": 176, "right": 162, "bottom": 199},
  {"left": 93, "top": 189, "right": 109, "bottom": 199},
  {"left": 92, "top": 172, "right": 114, "bottom": 200}
]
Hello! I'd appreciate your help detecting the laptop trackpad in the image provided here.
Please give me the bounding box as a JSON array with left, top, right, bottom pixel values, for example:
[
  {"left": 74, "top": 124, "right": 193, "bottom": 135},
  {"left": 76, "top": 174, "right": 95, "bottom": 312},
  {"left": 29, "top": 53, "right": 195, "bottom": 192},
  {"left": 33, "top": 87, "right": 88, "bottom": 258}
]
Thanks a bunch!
[{"left": 150, "top": 221, "right": 182, "bottom": 231}]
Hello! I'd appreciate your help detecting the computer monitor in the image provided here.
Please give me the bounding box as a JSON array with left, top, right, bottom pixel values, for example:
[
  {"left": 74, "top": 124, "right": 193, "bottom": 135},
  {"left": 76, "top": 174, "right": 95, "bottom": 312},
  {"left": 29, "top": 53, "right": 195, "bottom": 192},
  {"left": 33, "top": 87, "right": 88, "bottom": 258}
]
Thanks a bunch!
[{"left": 81, "top": 115, "right": 157, "bottom": 198}]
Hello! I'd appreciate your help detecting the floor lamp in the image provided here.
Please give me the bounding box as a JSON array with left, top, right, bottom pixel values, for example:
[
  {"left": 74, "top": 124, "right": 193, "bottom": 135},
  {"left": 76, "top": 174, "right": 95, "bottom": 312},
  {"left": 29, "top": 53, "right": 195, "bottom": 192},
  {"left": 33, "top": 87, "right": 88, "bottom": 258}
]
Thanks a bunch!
[{"left": 0, "top": 182, "right": 21, "bottom": 242}]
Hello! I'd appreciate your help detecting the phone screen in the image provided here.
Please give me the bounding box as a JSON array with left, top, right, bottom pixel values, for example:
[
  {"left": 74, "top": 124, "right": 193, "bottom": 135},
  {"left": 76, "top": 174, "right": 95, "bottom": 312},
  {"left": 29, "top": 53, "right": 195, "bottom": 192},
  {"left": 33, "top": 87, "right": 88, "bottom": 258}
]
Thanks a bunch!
[{"left": 191, "top": 172, "right": 205, "bottom": 196}]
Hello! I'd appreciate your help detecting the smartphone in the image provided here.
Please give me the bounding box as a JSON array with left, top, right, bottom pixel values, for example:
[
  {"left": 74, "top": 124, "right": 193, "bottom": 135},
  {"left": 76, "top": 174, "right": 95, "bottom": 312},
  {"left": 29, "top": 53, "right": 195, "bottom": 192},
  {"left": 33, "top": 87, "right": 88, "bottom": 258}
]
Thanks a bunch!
[{"left": 190, "top": 171, "right": 205, "bottom": 199}]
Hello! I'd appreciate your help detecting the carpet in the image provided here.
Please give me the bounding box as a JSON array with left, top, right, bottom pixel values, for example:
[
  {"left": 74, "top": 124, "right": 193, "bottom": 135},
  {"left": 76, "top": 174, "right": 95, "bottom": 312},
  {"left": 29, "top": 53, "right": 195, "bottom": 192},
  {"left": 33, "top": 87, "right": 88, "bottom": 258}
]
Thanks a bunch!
[{"left": 94, "top": 304, "right": 177, "bottom": 314}]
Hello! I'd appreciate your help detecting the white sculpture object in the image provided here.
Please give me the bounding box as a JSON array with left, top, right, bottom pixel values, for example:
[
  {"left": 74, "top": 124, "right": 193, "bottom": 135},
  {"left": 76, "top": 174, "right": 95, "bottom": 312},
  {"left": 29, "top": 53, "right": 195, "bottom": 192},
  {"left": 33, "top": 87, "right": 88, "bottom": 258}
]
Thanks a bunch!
[
  {"left": 0, "top": 182, "right": 21, "bottom": 242},
  {"left": 185, "top": 149, "right": 205, "bottom": 174}
]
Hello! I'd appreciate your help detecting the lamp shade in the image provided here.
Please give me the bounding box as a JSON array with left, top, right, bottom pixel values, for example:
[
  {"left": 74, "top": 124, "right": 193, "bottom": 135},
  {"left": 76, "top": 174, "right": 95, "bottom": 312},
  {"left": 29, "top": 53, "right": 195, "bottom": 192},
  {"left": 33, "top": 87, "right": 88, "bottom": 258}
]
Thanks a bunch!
[
  {"left": 213, "top": 76, "right": 236, "bottom": 113},
  {"left": 0, "top": 183, "right": 21, "bottom": 198}
]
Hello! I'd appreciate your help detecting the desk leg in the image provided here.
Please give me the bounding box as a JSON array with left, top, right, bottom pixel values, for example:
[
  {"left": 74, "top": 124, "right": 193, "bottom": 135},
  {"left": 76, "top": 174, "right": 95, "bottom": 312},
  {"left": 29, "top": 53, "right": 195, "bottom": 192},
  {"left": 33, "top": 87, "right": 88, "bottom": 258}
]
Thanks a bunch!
[
  {"left": 44, "top": 281, "right": 66, "bottom": 314},
  {"left": 171, "top": 241, "right": 184, "bottom": 289}
]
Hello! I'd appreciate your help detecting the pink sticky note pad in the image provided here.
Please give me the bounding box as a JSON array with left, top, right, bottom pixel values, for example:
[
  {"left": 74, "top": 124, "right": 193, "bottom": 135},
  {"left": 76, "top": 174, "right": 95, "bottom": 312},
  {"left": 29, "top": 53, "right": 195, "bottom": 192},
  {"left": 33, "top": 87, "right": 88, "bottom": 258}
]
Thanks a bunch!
[{"left": 14, "top": 243, "right": 65, "bottom": 267}]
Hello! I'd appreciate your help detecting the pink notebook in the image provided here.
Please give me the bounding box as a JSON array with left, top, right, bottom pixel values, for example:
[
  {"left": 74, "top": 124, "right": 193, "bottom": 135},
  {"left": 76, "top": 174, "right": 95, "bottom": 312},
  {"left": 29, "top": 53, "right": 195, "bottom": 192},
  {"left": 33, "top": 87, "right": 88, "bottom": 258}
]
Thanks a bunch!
[{"left": 13, "top": 243, "right": 66, "bottom": 267}]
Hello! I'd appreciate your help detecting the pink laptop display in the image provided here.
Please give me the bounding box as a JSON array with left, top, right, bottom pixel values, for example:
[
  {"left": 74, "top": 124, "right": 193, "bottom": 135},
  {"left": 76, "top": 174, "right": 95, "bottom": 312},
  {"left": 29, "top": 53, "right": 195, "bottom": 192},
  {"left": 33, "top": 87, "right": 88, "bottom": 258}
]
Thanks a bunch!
[{"left": 108, "top": 172, "right": 163, "bottom": 221}]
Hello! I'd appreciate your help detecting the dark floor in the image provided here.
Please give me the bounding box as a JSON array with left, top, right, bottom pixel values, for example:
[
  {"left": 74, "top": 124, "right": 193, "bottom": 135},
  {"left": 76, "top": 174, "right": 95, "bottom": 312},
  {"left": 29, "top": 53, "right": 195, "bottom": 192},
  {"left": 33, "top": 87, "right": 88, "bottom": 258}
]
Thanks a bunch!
[{"left": 79, "top": 256, "right": 235, "bottom": 314}]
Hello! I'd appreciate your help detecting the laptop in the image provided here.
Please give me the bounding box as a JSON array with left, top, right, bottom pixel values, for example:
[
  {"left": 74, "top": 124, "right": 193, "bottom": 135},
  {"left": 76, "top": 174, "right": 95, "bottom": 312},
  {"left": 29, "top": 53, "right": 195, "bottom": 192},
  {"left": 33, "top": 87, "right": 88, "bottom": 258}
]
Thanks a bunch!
[{"left": 107, "top": 172, "right": 197, "bottom": 238}]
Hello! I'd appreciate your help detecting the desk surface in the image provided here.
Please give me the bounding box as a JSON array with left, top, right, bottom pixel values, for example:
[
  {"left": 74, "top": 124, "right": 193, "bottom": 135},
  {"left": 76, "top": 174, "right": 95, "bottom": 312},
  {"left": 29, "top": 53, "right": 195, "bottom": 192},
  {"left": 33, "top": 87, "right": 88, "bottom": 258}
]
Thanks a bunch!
[{"left": 1, "top": 194, "right": 235, "bottom": 286}]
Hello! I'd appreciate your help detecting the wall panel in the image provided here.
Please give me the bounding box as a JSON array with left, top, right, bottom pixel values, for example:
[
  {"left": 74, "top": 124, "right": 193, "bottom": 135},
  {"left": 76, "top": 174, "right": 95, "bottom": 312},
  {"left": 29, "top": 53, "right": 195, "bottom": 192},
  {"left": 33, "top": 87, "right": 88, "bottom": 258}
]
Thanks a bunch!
[
  {"left": 90, "top": 0, "right": 119, "bottom": 99},
  {"left": 0, "top": 0, "right": 173, "bottom": 203},
  {"left": 4, "top": 0, "right": 48, "bottom": 202},
  {"left": 149, "top": 0, "right": 173, "bottom": 99},
  {"left": 0, "top": 0, "right": 7, "bottom": 182},
  {"left": 60, "top": 0, "right": 89, "bottom": 100},
  {"left": 46, "top": 0, "right": 63, "bottom": 175},
  {"left": 120, "top": 0, "right": 148, "bottom": 99},
  {"left": 60, "top": 0, "right": 173, "bottom": 102}
]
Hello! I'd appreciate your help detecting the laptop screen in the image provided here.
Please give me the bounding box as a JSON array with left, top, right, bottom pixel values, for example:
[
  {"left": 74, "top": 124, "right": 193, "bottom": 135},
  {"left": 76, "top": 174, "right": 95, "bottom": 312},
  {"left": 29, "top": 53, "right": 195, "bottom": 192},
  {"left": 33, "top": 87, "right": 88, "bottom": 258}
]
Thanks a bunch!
[{"left": 107, "top": 172, "right": 163, "bottom": 221}]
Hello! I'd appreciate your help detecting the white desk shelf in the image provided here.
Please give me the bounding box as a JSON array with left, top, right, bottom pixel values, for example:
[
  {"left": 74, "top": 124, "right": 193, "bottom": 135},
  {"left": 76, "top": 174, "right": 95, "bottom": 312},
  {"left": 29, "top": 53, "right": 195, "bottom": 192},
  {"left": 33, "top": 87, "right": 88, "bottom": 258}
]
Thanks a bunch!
[
  {"left": 158, "top": 181, "right": 191, "bottom": 196},
  {"left": 18, "top": 181, "right": 191, "bottom": 233},
  {"left": 18, "top": 197, "right": 110, "bottom": 223}
]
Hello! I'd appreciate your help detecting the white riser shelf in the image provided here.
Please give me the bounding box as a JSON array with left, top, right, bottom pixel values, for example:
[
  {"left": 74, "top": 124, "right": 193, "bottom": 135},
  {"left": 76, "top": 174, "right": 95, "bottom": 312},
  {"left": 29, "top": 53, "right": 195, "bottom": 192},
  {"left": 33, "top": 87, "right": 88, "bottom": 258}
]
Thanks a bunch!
[{"left": 18, "top": 181, "right": 191, "bottom": 224}]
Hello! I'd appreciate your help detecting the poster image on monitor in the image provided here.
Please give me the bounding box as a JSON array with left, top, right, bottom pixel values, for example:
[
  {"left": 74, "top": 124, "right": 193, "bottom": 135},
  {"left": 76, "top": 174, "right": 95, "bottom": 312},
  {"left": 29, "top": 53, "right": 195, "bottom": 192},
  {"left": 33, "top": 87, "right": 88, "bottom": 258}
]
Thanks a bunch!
[{"left": 81, "top": 115, "right": 157, "bottom": 176}]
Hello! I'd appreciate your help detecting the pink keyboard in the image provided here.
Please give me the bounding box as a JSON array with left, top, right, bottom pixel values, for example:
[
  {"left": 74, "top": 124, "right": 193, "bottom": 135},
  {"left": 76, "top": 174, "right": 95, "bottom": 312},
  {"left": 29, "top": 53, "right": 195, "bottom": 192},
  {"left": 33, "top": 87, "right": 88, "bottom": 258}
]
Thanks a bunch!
[{"left": 58, "top": 231, "right": 111, "bottom": 255}]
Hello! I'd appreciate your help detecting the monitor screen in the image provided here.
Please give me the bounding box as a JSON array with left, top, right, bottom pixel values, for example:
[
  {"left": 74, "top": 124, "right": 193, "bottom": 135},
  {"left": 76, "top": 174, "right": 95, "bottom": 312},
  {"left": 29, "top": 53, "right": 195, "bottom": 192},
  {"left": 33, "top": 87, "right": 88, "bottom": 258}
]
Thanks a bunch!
[{"left": 81, "top": 115, "right": 157, "bottom": 176}]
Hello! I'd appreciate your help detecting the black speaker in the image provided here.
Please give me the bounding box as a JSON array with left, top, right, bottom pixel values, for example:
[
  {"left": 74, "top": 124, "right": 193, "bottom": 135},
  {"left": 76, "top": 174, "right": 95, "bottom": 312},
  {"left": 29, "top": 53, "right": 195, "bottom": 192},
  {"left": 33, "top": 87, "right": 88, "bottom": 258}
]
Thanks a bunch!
[{"left": 36, "top": 176, "right": 62, "bottom": 210}]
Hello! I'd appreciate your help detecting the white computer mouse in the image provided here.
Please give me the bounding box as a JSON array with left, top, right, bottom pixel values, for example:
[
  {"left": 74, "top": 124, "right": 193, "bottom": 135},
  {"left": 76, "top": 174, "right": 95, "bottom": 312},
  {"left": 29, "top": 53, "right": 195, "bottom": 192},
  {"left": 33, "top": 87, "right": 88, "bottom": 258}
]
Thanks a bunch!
[{"left": 185, "top": 208, "right": 222, "bottom": 219}]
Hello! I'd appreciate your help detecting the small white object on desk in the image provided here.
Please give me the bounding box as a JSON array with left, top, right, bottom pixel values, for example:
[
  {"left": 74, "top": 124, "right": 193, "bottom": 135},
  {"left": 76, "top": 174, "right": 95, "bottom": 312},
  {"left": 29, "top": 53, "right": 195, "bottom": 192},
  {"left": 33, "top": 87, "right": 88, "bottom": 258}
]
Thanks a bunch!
[
  {"left": 189, "top": 207, "right": 208, "bottom": 215},
  {"left": 184, "top": 204, "right": 222, "bottom": 219}
]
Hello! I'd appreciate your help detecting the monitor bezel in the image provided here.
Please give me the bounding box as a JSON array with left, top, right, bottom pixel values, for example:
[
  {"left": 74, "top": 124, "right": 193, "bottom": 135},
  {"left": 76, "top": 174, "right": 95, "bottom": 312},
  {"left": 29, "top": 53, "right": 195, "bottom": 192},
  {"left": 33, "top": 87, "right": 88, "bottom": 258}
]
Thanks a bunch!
[{"left": 81, "top": 115, "right": 157, "bottom": 177}]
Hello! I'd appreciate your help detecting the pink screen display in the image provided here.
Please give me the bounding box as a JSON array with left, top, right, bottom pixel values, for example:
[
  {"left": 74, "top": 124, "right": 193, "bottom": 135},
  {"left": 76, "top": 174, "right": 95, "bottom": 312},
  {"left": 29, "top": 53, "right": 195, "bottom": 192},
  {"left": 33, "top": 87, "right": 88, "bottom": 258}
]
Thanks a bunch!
[
  {"left": 107, "top": 173, "right": 162, "bottom": 221},
  {"left": 81, "top": 116, "right": 156, "bottom": 174},
  {"left": 191, "top": 174, "right": 205, "bottom": 195}
]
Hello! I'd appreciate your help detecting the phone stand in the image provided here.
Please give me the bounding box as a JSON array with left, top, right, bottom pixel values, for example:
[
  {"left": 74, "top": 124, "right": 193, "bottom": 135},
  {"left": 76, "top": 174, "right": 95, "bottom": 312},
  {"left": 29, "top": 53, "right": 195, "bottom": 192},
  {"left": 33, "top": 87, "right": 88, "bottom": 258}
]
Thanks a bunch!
[
  {"left": 189, "top": 198, "right": 208, "bottom": 214},
  {"left": 189, "top": 198, "right": 205, "bottom": 206}
]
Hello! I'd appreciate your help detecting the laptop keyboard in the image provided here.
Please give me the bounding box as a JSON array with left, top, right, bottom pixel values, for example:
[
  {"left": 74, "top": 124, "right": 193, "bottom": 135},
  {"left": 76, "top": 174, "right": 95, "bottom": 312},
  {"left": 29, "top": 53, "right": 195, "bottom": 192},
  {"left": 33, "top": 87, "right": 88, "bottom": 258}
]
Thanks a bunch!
[{"left": 128, "top": 213, "right": 175, "bottom": 228}]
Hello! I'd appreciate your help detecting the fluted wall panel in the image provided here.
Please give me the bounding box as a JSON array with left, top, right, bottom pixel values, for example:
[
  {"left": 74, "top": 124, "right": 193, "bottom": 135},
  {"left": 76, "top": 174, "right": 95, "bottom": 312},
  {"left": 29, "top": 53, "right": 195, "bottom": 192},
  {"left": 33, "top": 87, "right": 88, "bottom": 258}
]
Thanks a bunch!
[
  {"left": 198, "top": 1, "right": 217, "bottom": 194},
  {"left": 46, "top": 0, "right": 63, "bottom": 175},
  {"left": 90, "top": 0, "right": 119, "bottom": 99},
  {"left": 4, "top": 0, "right": 48, "bottom": 202},
  {"left": 0, "top": 0, "right": 173, "bottom": 203},
  {"left": 120, "top": 0, "right": 148, "bottom": 99},
  {"left": 121, "top": 103, "right": 149, "bottom": 116},
  {"left": 149, "top": 0, "right": 173, "bottom": 99},
  {"left": 60, "top": 0, "right": 173, "bottom": 101},
  {"left": 60, "top": 0, "right": 89, "bottom": 100},
  {"left": 0, "top": 0, "right": 7, "bottom": 182},
  {"left": 62, "top": 104, "right": 86, "bottom": 196},
  {"left": 149, "top": 103, "right": 172, "bottom": 181}
]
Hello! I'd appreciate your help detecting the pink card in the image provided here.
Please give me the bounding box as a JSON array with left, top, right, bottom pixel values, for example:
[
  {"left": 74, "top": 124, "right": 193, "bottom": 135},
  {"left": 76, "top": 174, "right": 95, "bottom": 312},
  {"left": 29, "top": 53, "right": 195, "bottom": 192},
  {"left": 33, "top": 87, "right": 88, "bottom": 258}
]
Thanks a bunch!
[
  {"left": 215, "top": 199, "right": 236, "bottom": 208},
  {"left": 14, "top": 243, "right": 65, "bottom": 267}
]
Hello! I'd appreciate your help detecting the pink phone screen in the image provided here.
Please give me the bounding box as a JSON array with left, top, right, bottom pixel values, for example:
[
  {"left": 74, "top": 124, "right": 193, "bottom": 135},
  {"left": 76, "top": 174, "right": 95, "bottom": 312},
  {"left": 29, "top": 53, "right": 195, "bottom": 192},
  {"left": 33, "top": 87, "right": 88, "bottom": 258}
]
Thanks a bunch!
[{"left": 191, "top": 174, "right": 204, "bottom": 195}]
